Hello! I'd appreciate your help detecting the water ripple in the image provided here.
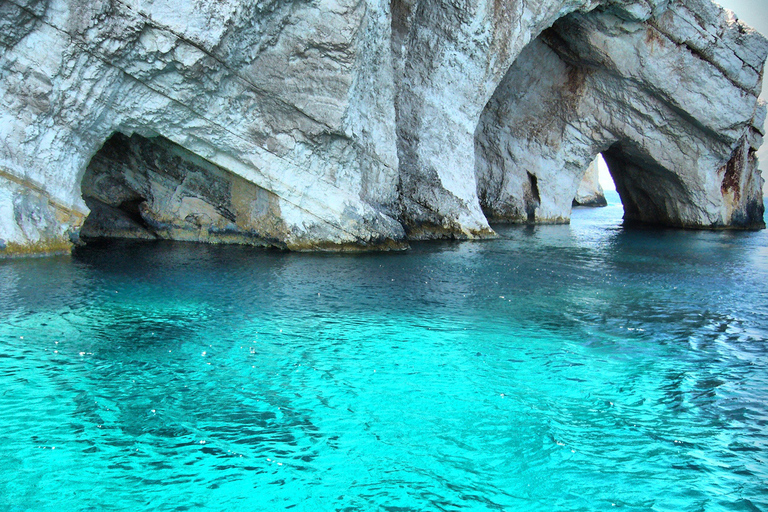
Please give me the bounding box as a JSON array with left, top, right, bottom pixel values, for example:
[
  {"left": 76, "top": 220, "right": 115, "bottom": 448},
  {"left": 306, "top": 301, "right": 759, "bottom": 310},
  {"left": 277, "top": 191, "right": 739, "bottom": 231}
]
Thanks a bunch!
[{"left": 1, "top": 202, "right": 767, "bottom": 511}]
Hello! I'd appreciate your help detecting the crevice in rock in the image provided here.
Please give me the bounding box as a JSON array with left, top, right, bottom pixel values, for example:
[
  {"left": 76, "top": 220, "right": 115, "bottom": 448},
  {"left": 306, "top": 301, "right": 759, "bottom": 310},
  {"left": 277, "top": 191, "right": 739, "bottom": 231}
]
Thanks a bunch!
[
  {"left": 720, "top": 139, "right": 745, "bottom": 201},
  {"left": 525, "top": 172, "right": 540, "bottom": 223},
  {"left": 117, "top": 198, "right": 153, "bottom": 232}
]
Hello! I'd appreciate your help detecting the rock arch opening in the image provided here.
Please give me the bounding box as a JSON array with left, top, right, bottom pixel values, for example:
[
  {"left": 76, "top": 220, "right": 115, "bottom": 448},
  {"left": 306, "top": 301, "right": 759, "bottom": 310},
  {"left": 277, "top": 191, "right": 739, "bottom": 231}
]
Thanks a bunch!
[
  {"left": 79, "top": 132, "right": 289, "bottom": 247},
  {"left": 572, "top": 155, "right": 608, "bottom": 208},
  {"left": 475, "top": 7, "right": 765, "bottom": 229}
]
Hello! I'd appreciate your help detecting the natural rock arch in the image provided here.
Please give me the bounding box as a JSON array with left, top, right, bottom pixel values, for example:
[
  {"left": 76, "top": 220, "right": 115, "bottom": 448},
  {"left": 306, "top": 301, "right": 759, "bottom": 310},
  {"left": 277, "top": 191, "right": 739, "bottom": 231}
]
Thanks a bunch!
[
  {"left": 391, "top": 0, "right": 585, "bottom": 239},
  {"left": 0, "top": 0, "right": 405, "bottom": 254},
  {"left": 572, "top": 157, "right": 607, "bottom": 208},
  {"left": 475, "top": 6, "right": 766, "bottom": 229}
]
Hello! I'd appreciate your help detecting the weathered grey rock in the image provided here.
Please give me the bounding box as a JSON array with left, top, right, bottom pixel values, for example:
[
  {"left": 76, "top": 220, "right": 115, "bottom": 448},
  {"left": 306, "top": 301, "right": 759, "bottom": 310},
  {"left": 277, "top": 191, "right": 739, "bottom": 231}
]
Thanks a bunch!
[
  {"left": 0, "top": 0, "right": 766, "bottom": 256},
  {"left": 573, "top": 160, "right": 607, "bottom": 208},
  {"left": 0, "top": 0, "right": 406, "bottom": 253},
  {"left": 0, "top": 169, "right": 83, "bottom": 255}
]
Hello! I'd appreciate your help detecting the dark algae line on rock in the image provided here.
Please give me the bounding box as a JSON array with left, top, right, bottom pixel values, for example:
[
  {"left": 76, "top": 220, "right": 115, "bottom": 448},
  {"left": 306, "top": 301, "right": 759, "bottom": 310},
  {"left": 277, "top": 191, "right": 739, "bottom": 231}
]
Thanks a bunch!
[{"left": 0, "top": 0, "right": 767, "bottom": 257}]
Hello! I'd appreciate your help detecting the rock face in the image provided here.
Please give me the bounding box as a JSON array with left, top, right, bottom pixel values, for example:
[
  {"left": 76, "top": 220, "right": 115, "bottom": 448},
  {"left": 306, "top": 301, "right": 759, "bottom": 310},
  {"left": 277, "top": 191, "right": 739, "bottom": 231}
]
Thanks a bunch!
[
  {"left": 0, "top": 0, "right": 766, "bottom": 256},
  {"left": 0, "top": 0, "right": 405, "bottom": 253}
]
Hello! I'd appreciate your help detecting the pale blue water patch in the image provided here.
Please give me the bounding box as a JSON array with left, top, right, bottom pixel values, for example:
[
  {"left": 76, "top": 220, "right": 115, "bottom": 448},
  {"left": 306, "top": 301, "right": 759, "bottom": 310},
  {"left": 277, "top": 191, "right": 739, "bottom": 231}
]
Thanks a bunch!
[{"left": 0, "top": 193, "right": 767, "bottom": 511}]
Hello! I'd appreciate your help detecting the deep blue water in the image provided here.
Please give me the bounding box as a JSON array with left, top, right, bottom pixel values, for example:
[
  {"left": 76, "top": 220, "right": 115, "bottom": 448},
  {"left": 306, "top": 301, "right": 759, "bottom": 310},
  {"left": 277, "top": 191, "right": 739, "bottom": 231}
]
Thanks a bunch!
[{"left": 1, "top": 193, "right": 767, "bottom": 511}]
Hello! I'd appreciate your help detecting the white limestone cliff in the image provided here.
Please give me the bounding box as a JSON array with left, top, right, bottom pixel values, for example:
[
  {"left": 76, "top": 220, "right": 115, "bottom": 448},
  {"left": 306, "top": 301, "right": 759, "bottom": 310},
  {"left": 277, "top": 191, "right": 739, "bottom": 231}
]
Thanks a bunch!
[
  {"left": 475, "top": 2, "right": 767, "bottom": 228},
  {"left": 0, "top": 0, "right": 405, "bottom": 253},
  {"left": 0, "top": 0, "right": 766, "bottom": 256}
]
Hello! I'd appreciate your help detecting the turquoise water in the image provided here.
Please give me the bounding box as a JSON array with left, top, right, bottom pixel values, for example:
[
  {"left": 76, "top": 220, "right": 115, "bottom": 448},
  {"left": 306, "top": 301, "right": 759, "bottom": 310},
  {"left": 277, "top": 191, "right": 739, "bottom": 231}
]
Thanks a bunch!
[{"left": 1, "top": 194, "right": 767, "bottom": 511}]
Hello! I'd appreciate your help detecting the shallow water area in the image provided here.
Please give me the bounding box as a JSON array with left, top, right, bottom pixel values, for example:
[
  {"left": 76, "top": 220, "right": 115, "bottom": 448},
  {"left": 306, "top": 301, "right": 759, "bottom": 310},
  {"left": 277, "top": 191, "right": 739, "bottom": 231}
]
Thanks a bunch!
[{"left": 1, "top": 193, "right": 767, "bottom": 511}]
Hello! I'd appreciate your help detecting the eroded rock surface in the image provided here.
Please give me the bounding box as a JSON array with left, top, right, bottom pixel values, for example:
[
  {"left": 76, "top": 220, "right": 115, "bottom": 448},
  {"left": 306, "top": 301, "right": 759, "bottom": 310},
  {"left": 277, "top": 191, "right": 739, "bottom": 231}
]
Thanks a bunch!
[{"left": 0, "top": 0, "right": 766, "bottom": 256}]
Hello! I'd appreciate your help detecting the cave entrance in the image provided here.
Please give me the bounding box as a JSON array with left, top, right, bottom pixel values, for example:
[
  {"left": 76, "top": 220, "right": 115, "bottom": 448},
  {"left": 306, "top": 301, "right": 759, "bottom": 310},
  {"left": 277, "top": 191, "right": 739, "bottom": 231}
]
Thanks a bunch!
[
  {"left": 473, "top": 21, "right": 626, "bottom": 227},
  {"left": 79, "top": 132, "right": 287, "bottom": 247},
  {"left": 473, "top": 8, "right": 728, "bottom": 229}
]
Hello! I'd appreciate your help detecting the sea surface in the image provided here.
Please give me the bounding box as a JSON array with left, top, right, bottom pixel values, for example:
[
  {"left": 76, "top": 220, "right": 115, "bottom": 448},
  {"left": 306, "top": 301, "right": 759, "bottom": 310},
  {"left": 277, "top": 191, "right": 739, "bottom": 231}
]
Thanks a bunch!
[{"left": 1, "top": 192, "right": 767, "bottom": 512}]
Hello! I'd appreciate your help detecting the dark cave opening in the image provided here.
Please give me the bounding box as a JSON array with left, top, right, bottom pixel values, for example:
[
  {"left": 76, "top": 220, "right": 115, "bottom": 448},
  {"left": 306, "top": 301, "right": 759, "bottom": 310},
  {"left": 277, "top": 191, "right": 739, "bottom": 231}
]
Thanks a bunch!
[{"left": 79, "top": 132, "right": 287, "bottom": 247}]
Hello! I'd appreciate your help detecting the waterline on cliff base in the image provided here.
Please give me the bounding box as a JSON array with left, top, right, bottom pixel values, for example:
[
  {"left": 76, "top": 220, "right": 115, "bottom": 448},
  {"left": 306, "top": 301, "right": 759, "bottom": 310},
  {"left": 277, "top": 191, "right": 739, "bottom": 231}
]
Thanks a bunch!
[{"left": 0, "top": 199, "right": 766, "bottom": 511}]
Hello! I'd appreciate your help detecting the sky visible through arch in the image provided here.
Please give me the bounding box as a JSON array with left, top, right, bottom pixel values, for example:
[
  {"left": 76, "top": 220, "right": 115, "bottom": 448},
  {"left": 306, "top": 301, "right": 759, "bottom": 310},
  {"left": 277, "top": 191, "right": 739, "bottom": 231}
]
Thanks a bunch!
[{"left": 597, "top": 0, "right": 768, "bottom": 195}]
